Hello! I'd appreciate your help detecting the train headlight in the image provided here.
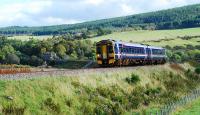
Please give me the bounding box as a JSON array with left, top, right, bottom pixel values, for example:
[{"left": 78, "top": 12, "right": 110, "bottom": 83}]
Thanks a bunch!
[{"left": 97, "top": 54, "right": 101, "bottom": 57}]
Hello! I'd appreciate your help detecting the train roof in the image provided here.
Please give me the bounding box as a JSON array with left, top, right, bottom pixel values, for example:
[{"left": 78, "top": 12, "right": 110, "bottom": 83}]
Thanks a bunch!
[
  {"left": 117, "top": 41, "right": 165, "bottom": 49},
  {"left": 147, "top": 46, "right": 164, "bottom": 49},
  {"left": 97, "top": 39, "right": 165, "bottom": 49},
  {"left": 116, "top": 41, "right": 147, "bottom": 47},
  {"left": 114, "top": 40, "right": 164, "bottom": 49}
]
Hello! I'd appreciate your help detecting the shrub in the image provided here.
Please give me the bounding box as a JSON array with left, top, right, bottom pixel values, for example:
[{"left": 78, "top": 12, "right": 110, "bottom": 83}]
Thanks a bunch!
[
  {"left": 29, "top": 56, "right": 43, "bottom": 66},
  {"left": 5, "top": 53, "right": 20, "bottom": 64},
  {"left": 65, "top": 98, "right": 73, "bottom": 107},
  {"left": 2, "top": 105, "right": 25, "bottom": 115},
  {"left": 128, "top": 87, "right": 145, "bottom": 109},
  {"left": 112, "top": 102, "right": 124, "bottom": 115},
  {"left": 94, "top": 99, "right": 113, "bottom": 115},
  {"left": 185, "top": 69, "right": 193, "bottom": 78},
  {"left": 128, "top": 96, "right": 141, "bottom": 109},
  {"left": 195, "top": 66, "right": 200, "bottom": 74},
  {"left": 126, "top": 73, "right": 140, "bottom": 84},
  {"left": 44, "top": 98, "right": 60, "bottom": 113},
  {"left": 81, "top": 101, "right": 95, "bottom": 115},
  {"left": 96, "top": 86, "right": 110, "bottom": 98},
  {"left": 145, "top": 87, "right": 161, "bottom": 96}
]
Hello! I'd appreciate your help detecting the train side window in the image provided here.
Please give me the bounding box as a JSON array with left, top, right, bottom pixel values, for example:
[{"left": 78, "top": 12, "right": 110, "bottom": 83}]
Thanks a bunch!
[
  {"left": 138, "top": 48, "right": 140, "bottom": 54},
  {"left": 123, "top": 48, "right": 126, "bottom": 53},
  {"left": 162, "top": 49, "right": 165, "bottom": 55},
  {"left": 108, "top": 45, "right": 113, "bottom": 53},
  {"left": 152, "top": 49, "right": 157, "bottom": 55},
  {"left": 140, "top": 48, "right": 142, "bottom": 54},
  {"left": 136, "top": 49, "right": 138, "bottom": 54},
  {"left": 124, "top": 48, "right": 126, "bottom": 53},
  {"left": 119, "top": 47, "right": 122, "bottom": 52},
  {"left": 114, "top": 45, "right": 118, "bottom": 53},
  {"left": 132, "top": 48, "right": 135, "bottom": 54},
  {"left": 132, "top": 48, "right": 134, "bottom": 54},
  {"left": 134, "top": 48, "right": 137, "bottom": 54},
  {"left": 96, "top": 47, "right": 101, "bottom": 54},
  {"left": 135, "top": 48, "right": 137, "bottom": 54},
  {"left": 141, "top": 48, "right": 143, "bottom": 54},
  {"left": 137, "top": 48, "right": 140, "bottom": 54},
  {"left": 134, "top": 48, "right": 138, "bottom": 54},
  {"left": 129, "top": 48, "right": 132, "bottom": 54},
  {"left": 159, "top": 50, "right": 162, "bottom": 55},
  {"left": 152, "top": 49, "right": 164, "bottom": 55},
  {"left": 141, "top": 48, "right": 144, "bottom": 54}
]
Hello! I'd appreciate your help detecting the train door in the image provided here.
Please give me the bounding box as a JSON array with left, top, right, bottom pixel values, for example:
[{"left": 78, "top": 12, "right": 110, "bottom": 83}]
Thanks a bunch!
[
  {"left": 102, "top": 44, "right": 115, "bottom": 65},
  {"left": 102, "top": 45, "right": 107, "bottom": 59},
  {"left": 146, "top": 48, "right": 151, "bottom": 59}
]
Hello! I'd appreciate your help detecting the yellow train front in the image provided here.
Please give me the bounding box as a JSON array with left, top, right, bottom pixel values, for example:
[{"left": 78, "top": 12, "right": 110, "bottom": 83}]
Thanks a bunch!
[
  {"left": 96, "top": 40, "right": 115, "bottom": 66},
  {"left": 96, "top": 39, "right": 167, "bottom": 67}
]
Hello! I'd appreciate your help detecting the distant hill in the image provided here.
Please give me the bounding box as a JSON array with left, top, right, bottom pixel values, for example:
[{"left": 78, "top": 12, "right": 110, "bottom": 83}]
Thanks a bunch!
[{"left": 0, "top": 4, "right": 200, "bottom": 36}]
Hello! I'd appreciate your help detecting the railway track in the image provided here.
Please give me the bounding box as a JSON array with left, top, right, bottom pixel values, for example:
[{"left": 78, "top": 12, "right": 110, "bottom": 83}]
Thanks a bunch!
[
  {"left": 0, "top": 66, "right": 142, "bottom": 80},
  {"left": 0, "top": 63, "right": 165, "bottom": 80}
]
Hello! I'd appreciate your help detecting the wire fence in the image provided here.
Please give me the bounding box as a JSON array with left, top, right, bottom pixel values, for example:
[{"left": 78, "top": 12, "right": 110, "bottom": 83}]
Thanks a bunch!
[
  {"left": 160, "top": 89, "right": 200, "bottom": 115},
  {"left": 134, "top": 88, "right": 200, "bottom": 115}
]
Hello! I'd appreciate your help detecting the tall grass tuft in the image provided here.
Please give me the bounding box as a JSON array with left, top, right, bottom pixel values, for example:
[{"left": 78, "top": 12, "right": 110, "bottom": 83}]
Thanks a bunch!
[{"left": 126, "top": 73, "right": 140, "bottom": 84}]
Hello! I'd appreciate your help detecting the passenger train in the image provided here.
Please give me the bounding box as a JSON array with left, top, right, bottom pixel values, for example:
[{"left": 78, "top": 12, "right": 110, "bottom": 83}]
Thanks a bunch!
[{"left": 96, "top": 39, "right": 167, "bottom": 66}]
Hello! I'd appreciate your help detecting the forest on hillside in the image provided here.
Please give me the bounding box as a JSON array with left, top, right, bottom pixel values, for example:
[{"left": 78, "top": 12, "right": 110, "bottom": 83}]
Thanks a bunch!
[{"left": 0, "top": 4, "right": 200, "bottom": 37}]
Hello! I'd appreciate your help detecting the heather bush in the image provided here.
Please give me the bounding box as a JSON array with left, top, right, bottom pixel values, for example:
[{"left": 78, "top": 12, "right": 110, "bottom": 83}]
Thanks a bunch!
[{"left": 195, "top": 66, "right": 200, "bottom": 74}]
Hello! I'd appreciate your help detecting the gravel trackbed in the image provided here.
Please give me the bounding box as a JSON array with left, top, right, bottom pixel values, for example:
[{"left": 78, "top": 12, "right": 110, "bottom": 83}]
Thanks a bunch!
[{"left": 0, "top": 66, "right": 140, "bottom": 80}]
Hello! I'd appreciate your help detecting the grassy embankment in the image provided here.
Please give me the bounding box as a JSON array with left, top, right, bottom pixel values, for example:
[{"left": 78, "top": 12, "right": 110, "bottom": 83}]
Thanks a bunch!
[{"left": 0, "top": 63, "right": 199, "bottom": 114}]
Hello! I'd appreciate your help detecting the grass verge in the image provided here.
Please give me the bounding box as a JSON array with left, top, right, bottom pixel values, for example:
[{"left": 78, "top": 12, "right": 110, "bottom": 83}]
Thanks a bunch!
[{"left": 0, "top": 63, "right": 199, "bottom": 114}]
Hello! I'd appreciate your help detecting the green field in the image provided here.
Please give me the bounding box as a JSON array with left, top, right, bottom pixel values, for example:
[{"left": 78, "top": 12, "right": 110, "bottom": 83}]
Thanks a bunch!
[
  {"left": 91, "top": 27, "right": 200, "bottom": 47},
  {"left": 144, "top": 37, "right": 200, "bottom": 47},
  {"left": 8, "top": 27, "right": 200, "bottom": 47},
  {"left": 8, "top": 35, "right": 52, "bottom": 41},
  {"left": 174, "top": 97, "right": 200, "bottom": 115}
]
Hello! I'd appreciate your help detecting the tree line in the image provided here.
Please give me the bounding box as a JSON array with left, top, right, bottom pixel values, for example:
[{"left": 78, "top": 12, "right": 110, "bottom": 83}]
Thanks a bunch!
[{"left": 0, "top": 36, "right": 95, "bottom": 66}]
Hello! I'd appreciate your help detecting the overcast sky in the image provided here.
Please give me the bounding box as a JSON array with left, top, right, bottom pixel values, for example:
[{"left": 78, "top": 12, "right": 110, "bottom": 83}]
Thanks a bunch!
[{"left": 0, "top": 0, "right": 200, "bottom": 27}]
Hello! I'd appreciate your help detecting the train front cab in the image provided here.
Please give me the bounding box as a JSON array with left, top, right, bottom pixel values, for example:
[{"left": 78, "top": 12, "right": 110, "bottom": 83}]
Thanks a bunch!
[{"left": 96, "top": 40, "right": 115, "bottom": 66}]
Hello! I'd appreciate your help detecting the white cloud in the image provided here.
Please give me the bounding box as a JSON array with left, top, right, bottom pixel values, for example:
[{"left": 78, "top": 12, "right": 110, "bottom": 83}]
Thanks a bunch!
[
  {"left": 85, "top": 0, "right": 105, "bottom": 5},
  {"left": 0, "top": 1, "right": 52, "bottom": 26},
  {"left": 142, "top": 0, "right": 198, "bottom": 11},
  {"left": 25, "top": 1, "right": 52, "bottom": 14},
  {"left": 0, "top": 0, "right": 199, "bottom": 27},
  {"left": 121, "top": 4, "right": 137, "bottom": 15}
]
